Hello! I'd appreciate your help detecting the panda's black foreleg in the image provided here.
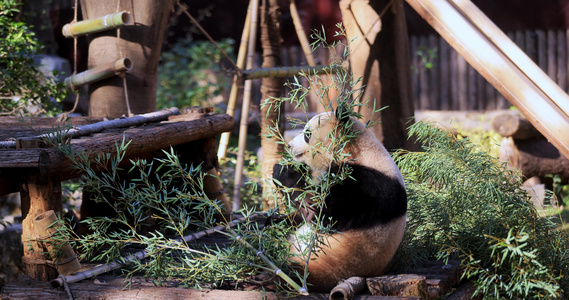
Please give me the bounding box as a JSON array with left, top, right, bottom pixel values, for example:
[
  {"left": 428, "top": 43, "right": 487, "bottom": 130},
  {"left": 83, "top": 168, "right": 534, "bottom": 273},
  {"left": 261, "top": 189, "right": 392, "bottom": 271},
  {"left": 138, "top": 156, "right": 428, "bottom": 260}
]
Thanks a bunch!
[{"left": 270, "top": 163, "right": 315, "bottom": 226}]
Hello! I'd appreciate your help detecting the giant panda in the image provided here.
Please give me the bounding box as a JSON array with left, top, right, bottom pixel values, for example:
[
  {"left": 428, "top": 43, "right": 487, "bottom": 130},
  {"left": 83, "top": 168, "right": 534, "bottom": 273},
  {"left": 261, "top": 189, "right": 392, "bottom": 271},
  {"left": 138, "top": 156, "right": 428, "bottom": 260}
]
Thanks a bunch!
[{"left": 272, "top": 108, "right": 407, "bottom": 293}]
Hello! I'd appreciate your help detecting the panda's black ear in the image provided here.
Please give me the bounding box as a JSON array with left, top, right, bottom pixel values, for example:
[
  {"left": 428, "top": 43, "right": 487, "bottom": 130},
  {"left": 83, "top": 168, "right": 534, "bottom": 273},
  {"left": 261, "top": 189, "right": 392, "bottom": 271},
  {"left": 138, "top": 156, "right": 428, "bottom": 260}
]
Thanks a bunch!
[{"left": 334, "top": 101, "right": 351, "bottom": 125}]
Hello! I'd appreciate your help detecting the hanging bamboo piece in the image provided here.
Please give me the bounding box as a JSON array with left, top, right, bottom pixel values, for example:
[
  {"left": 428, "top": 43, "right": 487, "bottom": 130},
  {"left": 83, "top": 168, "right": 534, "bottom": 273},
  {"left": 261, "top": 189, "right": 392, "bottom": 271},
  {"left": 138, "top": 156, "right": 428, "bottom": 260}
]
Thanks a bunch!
[
  {"left": 289, "top": 0, "right": 317, "bottom": 66},
  {"left": 233, "top": 0, "right": 260, "bottom": 211},
  {"left": 406, "top": 0, "right": 569, "bottom": 160},
  {"left": 217, "top": 0, "right": 253, "bottom": 159},
  {"left": 62, "top": 11, "right": 132, "bottom": 38},
  {"left": 33, "top": 210, "right": 82, "bottom": 276},
  {"left": 64, "top": 57, "right": 132, "bottom": 90}
]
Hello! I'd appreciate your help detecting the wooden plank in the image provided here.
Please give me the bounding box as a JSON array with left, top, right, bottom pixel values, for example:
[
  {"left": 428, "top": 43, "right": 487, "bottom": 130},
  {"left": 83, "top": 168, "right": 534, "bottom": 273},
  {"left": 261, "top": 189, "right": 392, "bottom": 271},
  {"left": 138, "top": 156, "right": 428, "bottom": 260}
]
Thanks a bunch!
[
  {"left": 439, "top": 36, "right": 451, "bottom": 110},
  {"left": 456, "top": 52, "right": 468, "bottom": 110},
  {"left": 525, "top": 30, "right": 537, "bottom": 62},
  {"left": 406, "top": 0, "right": 569, "bottom": 160},
  {"left": 548, "top": 29, "right": 557, "bottom": 83},
  {"left": 536, "top": 30, "right": 547, "bottom": 72},
  {"left": 410, "top": 35, "right": 420, "bottom": 110},
  {"left": 428, "top": 34, "right": 440, "bottom": 109},
  {"left": 449, "top": 47, "right": 459, "bottom": 110},
  {"left": 557, "top": 30, "right": 567, "bottom": 91},
  {"left": 418, "top": 36, "right": 430, "bottom": 110},
  {"left": 467, "top": 64, "right": 476, "bottom": 110},
  {"left": 0, "top": 114, "right": 234, "bottom": 196}
]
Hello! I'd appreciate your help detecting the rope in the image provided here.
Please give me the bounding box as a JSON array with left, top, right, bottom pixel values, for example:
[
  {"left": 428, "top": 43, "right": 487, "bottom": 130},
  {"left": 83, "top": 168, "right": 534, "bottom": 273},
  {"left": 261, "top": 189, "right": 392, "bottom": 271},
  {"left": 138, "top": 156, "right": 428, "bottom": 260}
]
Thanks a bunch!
[
  {"left": 59, "top": 0, "right": 80, "bottom": 121},
  {"left": 116, "top": 0, "right": 133, "bottom": 117}
]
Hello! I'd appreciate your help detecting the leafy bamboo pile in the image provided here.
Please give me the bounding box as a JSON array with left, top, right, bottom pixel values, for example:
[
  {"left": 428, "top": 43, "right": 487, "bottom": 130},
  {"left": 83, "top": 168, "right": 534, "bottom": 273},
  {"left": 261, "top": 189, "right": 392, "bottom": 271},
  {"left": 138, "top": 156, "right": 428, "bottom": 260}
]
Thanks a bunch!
[{"left": 393, "top": 121, "right": 569, "bottom": 299}]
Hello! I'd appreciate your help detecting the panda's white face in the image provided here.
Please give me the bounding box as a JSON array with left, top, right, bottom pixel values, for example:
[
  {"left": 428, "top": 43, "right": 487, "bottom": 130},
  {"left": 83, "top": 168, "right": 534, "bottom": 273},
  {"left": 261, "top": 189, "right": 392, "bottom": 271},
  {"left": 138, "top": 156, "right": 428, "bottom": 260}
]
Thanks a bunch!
[{"left": 288, "top": 112, "right": 339, "bottom": 174}]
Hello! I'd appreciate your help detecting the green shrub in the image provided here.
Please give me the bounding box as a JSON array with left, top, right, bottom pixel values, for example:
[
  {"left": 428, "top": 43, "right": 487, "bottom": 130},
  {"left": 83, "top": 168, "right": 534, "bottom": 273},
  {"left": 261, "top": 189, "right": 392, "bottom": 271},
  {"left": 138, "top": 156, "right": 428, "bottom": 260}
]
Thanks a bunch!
[
  {"left": 393, "top": 121, "right": 569, "bottom": 299},
  {"left": 0, "top": 0, "right": 65, "bottom": 116},
  {"left": 156, "top": 38, "right": 233, "bottom": 110}
]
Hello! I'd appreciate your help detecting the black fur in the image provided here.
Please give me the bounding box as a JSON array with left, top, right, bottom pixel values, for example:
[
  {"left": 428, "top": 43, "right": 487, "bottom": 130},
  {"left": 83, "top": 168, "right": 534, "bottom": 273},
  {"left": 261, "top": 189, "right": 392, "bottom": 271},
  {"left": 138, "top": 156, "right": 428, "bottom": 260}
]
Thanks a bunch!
[{"left": 273, "top": 163, "right": 407, "bottom": 231}]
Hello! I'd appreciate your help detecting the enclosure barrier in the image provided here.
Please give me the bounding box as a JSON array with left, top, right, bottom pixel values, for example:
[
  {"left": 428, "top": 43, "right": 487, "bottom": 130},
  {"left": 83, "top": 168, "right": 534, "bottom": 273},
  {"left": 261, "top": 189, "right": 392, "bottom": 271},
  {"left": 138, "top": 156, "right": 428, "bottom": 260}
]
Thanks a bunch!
[{"left": 406, "top": 0, "right": 569, "bottom": 160}]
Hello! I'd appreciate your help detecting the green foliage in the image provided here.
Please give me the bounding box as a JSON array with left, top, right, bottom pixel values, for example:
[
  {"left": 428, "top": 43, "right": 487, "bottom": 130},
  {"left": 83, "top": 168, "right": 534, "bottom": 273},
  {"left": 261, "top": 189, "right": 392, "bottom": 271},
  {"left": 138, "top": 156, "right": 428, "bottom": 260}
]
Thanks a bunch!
[
  {"left": 393, "top": 121, "right": 569, "bottom": 299},
  {"left": 0, "top": 0, "right": 66, "bottom": 116},
  {"left": 412, "top": 45, "right": 438, "bottom": 73},
  {"left": 45, "top": 132, "right": 298, "bottom": 293},
  {"left": 156, "top": 38, "right": 233, "bottom": 110}
]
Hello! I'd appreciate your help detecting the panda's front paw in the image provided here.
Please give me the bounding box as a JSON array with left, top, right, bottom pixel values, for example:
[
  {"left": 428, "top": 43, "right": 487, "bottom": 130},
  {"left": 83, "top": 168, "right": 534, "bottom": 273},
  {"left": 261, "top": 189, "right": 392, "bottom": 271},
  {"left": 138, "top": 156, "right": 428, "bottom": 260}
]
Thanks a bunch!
[{"left": 272, "top": 164, "right": 303, "bottom": 187}]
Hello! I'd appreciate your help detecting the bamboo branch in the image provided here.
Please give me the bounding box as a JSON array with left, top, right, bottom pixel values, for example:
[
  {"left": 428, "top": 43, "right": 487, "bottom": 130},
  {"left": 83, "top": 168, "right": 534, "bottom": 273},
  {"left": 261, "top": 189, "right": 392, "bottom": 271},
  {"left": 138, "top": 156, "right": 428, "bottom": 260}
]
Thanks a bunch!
[
  {"left": 225, "top": 227, "right": 308, "bottom": 295},
  {"left": 50, "top": 213, "right": 258, "bottom": 288},
  {"left": 242, "top": 64, "right": 344, "bottom": 80}
]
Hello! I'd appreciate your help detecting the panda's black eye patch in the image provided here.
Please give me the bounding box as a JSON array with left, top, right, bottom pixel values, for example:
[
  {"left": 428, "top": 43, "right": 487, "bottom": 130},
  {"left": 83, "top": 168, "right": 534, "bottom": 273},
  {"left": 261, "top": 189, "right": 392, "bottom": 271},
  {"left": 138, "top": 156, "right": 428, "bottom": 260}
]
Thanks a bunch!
[{"left": 304, "top": 130, "right": 312, "bottom": 143}]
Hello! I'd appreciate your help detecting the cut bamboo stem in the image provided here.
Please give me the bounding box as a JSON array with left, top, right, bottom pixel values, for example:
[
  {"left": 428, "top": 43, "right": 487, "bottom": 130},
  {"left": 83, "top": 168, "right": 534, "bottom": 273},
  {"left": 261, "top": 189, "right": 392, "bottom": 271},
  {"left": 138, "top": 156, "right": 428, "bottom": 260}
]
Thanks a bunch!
[
  {"left": 405, "top": 0, "right": 569, "bottom": 160},
  {"left": 233, "top": 0, "right": 260, "bottom": 211},
  {"left": 329, "top": 276, "right": 366, "bottom": 300},
  {"left": 34, "top": 210, "right": 82, "bottom": 276},
  {"left": 62, "top": 11, "right": 132, "bottom": 38},
  {"left": 64, "top": 57, "right": 133, "bottom": 90},
  {"left": 217, "top": 0, "right": 253, "bottom": 159},
  {"left": 289, "top": 0, "right": 317, "bottom": 66}
]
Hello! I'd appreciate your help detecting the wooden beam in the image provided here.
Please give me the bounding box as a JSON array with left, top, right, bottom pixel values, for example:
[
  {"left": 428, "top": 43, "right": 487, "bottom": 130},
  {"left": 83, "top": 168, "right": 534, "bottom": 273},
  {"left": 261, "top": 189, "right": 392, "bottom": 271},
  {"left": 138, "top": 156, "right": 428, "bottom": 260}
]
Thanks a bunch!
[
  {"left": 0, "top": 114, "right": 233, "bottom": 196},
  {"left": 405, "top": 0, "right": 569, "bottom": 159}
]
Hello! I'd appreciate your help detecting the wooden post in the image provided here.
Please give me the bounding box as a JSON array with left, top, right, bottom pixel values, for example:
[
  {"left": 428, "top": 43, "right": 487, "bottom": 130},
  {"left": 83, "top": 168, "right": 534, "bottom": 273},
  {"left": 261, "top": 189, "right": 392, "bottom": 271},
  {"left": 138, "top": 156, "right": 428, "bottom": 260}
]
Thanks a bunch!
[
  {"left": 80, "top": 0, "right": 173, "bottom": 118},
  {"left": 18, "top": 138, "right": 63, "bottom": 281}
]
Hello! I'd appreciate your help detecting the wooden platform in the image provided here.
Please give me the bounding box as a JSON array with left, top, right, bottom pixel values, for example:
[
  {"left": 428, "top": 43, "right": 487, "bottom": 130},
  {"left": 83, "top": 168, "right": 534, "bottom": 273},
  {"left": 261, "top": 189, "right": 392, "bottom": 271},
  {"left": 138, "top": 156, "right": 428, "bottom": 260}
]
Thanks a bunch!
[{"left": 0, "top": 260, "right": 480, "bottom": 299}]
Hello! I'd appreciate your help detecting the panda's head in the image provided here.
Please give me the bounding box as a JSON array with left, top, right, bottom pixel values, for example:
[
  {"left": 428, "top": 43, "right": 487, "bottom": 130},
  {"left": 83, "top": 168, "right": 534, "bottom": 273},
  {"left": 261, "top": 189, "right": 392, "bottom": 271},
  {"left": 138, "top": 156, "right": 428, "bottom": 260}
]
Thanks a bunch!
[{"left": 288, "top": 110, "right": 365, "bottom": 176}]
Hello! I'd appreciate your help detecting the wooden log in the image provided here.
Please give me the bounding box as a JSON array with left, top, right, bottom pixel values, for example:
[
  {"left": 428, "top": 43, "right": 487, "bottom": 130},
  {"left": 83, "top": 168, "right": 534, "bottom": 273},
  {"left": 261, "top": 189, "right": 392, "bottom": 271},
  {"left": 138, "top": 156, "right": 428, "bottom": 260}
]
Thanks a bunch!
[
  {"left": 0, "top": 114, "right": 233, "bottom": 196},
  {"left": 19, "top": 170, "right": 62, "bottom": 281},
  {"left": 490, "top": 111, "right": 543, "bottom": 139},
  {"left": 366, "top": 274, "right": 429, "bottom": 299},
  {"left": 499, "top": 137, "right": 569, "bottom": 181}
]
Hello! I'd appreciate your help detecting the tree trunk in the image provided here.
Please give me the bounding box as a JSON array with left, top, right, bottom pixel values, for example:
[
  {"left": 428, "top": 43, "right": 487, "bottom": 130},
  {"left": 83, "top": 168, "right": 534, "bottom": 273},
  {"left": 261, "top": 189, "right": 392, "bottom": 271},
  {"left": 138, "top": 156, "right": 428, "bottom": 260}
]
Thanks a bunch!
[
  {"left": 80, "top": 0, "right": 173, "bottom": 118},
  {"left": 339, "top": 0, "right": 415, "bottom": 151},
  {"left": 259, "top": 0, "right": 285, "bottom": 209}
]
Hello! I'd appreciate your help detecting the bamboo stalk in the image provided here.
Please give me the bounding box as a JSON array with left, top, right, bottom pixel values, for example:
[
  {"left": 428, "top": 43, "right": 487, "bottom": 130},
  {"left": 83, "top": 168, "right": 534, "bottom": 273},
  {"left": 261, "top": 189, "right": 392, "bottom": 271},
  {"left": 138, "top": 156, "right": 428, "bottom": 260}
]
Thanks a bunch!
[
  {"left": 64, "top": 57, "right": 132, "bottom": 90},
  {"left": 217, "top": 0, "right": 253, "bottom": 159},
  {"left": 233, "top": 0, "right": 260, "bottom": 211},
  {"left": 50, "top": 214, "right": 257, "bottom": 288},
  {"left": 62, "top": 11, "right": 132, "bottom": 38},
  {"left": 406, "top": 0, "right": 569, "bottom": 160},
  {"left": 242, "top": 64, "right": 344, "bottom": 79},
  {"left": 289, "top": 0, "right": 317, "bottom": 66}
]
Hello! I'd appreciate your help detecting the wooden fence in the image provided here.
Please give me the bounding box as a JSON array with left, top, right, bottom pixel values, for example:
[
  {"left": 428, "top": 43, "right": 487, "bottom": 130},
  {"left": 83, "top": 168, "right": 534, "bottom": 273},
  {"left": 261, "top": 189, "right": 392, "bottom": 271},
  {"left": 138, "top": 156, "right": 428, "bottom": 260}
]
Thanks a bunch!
[{"left": 410, "top": 29, "right": 569, "bottom": 111}]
